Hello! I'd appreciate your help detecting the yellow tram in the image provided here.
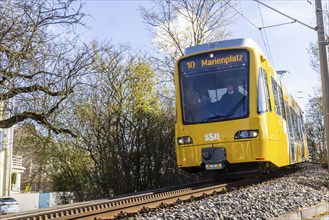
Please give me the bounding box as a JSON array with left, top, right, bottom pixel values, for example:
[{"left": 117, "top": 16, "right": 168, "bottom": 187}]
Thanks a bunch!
[{"left": 174, "top": 39, "right": 308, "bottom": 173}]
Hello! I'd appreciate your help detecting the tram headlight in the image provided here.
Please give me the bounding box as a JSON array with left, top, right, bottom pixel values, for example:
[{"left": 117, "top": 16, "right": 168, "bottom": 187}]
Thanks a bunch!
[
  {"left": 234, "top": 130, "right": 259, "bottom": 139},
  {"left": 177, "top": 136, "right": 193, "bottom": 145}
]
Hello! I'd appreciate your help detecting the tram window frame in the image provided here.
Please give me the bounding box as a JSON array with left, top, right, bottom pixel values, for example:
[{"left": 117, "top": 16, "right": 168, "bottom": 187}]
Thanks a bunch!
[{"left": 271, "top": 76, "right": 281, "bottom": 116}]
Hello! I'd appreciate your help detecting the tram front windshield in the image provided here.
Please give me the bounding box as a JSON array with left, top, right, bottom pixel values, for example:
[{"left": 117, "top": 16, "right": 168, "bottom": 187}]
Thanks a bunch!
[{"left": 178, "top": 49, "right": 249, "bottom": 124}]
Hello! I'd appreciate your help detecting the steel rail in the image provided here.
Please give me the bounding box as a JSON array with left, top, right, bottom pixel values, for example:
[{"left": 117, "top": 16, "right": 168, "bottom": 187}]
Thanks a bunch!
[
  {"left": 0, "top": 180, "right": 219, "bottom": 220},
  {"left": 1, "top": 169, "right": 296, "bottom": 220}
]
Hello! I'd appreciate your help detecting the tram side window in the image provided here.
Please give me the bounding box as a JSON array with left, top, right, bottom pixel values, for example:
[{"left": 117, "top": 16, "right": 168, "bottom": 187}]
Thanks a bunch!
[
  {"left": 290, "top": 107, "right": 302, "bottom": 142},
  {"left": 300, "top": 115, "right": 306, "bottom": 132},
  {"left": 292, "top": 110, "right": 298, "bottom": 140},
  {"left": 258, "top": 68, "right": 272, "bottom": 114},
  {"left": 271, "top": 77, "right": 281, "bottom": 116},
  {"left": 277, "top": 84, "right": 286, "bottom": 120},
  {"left": 257, "top": 68, "right": 267, "bottom": 113},
  {"left": 262, "top": 69, "right": 271, "bottom": 112},
  {"left": 297, "top": 113, "right": 302, "bottom": 141},
  {"left": 288, "top": 106, "right": 295, "bottom": 141},
  {"left": 285, "top": 102, "right": 293, "bottom": 138},
  {"left": 296, "top": 114, "right": 303, "bottom": 142}
]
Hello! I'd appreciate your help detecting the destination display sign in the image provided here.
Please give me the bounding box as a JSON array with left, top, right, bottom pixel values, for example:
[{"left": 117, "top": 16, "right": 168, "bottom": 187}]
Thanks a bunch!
[{"left": 179, "top": 50, "right": 249, "bottom": 74}]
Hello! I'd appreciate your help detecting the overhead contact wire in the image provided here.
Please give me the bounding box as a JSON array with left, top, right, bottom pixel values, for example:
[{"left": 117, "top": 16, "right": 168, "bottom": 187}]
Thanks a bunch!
[
  {"left": 257, "top": 1, "right": 274, "bottom": 66},
  {"left": 227, "top": 1, "right": 273, "bottom": 65},
  {"left": 254, "top": 0, "right": 316, "bottom": 31},
  {"left": 227, "top": 1, "right": 259, "bottom": 30}
]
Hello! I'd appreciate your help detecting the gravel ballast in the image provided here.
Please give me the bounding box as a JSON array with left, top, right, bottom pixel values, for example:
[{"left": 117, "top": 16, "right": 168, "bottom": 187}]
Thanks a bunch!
[{"left": 132, "top": 163, "right": 329, "bottom": 220}]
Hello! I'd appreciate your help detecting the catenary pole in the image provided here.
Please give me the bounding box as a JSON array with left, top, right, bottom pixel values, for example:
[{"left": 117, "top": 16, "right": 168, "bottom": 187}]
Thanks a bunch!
[{"left": 315, "top": 0, "right": 329, "bottom": 170}]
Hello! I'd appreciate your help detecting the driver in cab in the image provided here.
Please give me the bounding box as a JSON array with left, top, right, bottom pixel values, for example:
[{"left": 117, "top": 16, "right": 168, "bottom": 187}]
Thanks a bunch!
[{"left": 219, "top": 82, "right": 244, "bottom": 116}]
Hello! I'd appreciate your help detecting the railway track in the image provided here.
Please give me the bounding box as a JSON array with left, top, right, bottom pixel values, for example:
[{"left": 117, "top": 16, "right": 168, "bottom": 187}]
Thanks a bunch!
[{"left": 1, "top": 171, "right": 293, "bottom": 220}]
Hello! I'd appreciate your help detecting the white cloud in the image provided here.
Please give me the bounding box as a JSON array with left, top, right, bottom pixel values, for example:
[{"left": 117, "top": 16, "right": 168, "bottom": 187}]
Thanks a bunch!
[{"left": 152, "top": 9, "right": 194, "bottom": 55}]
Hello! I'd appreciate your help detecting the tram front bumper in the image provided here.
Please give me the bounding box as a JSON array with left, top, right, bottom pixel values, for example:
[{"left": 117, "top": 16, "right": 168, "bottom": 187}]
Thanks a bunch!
[{"left": 202, "top": 147, "right": 226, "bottom": 170}]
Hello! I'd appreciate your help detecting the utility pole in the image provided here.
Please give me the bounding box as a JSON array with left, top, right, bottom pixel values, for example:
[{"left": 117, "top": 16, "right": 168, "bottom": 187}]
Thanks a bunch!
[{"left": 315, "top": 0, "right": 329, "bottom": 170}]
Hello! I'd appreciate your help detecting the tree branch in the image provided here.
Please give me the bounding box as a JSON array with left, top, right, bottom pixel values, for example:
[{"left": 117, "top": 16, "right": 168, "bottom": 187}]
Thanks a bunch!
[
  {"left": 0, "top": 109, "right": 77, "bottom": 138},
  {"left": 0, "top": 85, "right": 73, "bottom": 101}
]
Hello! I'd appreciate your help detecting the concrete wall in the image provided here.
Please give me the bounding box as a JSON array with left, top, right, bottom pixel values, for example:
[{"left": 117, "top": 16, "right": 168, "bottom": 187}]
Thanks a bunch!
[
  {"left": 11, "top": 193, "right": 39, "bottom": 211},
  {"left": 10, "top": 192, "right": 62, "bottom": 212}
]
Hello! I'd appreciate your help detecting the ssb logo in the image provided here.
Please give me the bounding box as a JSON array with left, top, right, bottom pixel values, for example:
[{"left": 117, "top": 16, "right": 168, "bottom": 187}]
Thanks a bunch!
[{"left": 204, "top": 133, "right": 220, "bottom": 141}]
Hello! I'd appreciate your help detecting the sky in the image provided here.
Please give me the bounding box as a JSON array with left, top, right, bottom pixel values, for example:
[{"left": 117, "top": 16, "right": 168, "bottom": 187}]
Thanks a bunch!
[{"left": 77, "top": 0, "right": 322, "bottom": 112}]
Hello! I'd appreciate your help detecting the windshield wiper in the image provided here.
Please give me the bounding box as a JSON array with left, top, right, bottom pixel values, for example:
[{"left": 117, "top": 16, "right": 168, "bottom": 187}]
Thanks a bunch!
[
  {"left": 224, "top": 96, "right": 247, "bottom": 119},
  {"left": 200, "top": 96, "right": 247, "bottom": 123},
  {"left": 201, "top": 114, "right": 227, "bottom": 123}
]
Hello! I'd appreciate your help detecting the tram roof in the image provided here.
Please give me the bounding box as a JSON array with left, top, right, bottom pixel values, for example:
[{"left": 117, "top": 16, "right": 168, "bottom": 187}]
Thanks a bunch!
[{"left": 184, "top": 38, "right": 265, "bottom": 56}]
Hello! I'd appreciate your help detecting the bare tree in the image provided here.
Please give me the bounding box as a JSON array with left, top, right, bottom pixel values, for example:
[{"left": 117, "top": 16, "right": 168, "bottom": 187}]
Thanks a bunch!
[
  {"left": 305, "top": 94, "right": 327, "bottom": 167},
  {"left": 140, "top": 0, "right": 233, "bottom": 80},
  {"left": 307, "top": 31, "right": 328, "bottom": 167},
  {"left": 14, "top": 123, "right": 54, "bottom": 192},
  {"left": 0, "top": 0, "right": 95, "bottom": 137}
]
